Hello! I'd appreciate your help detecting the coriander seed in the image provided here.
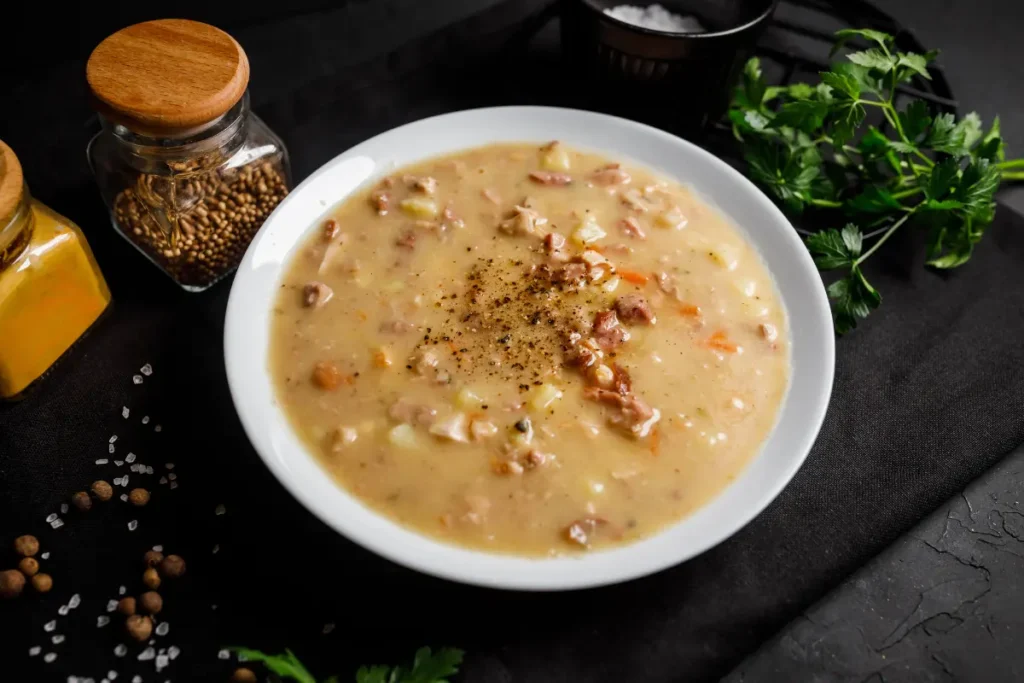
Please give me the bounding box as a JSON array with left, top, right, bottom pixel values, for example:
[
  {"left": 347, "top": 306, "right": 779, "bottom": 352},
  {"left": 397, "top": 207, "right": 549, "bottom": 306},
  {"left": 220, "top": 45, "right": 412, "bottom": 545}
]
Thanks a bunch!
[
  {"left": 17, "top": 557, "right": 39, "bottom": 577},
  {"left": 118, "top": 596, "right": 137, "bottom": 616},
  {"left": 144, "top": 550, "right": 164, "bottom": 567},
  {"left": 143, "top": 567, "right": 161, "bottom": 589},
  {"left": 91, "top": 480, "right": 114, "bottom": 502},
  {"left": 72, "top": 491, "right": 92, "bottom": 511},
  {"left": 13, "top": 534, "right": 39, "bottom": 557},
  {"left": 0, "top": 569, "right": 25, "bottom": 599},
  {"left": 129, "top": 488, "right": 151, "bottom": 507},
  {"left": 139, "top": 590, "right": 163, "bottom": 615},
  {"left": 232, "top": 667, "right": 258, "bottom": 683},
  {"left": 126, "top": 614, "right": 153, "bottom": 642},
  {"left": 31, "top": 573, "right": 53, "bottom": 593},
  {"left": 159, "top": 554, "right": 186, "bottom": 579}
]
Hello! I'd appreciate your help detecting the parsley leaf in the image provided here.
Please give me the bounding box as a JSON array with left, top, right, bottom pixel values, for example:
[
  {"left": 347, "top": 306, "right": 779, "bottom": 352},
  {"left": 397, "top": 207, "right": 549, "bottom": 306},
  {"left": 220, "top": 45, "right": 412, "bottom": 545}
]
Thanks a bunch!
[
  {"left": 231, "top": 646, "right": 464, "bottom": 683},
  {"left": 832, "top": 28, "right": 894, "bottom": 54},
  {"left": 735, "top": 57, "right": 767, "bottom": 110},
  {"left": 848, "top": 186, "right": 902, "bottom": 214},
  {"left": 773, "top": 99, "right": 830, "bottom": 132},
  {"left": 847, "top": 48, "right": 897, "bottom": 71},
  {"left": 233, "top": 648, "right": 317, "bottom": 683},
  {"left": 828, "top": 267, "right": 881, "bottom": 335},
  {"left": 898, "top": 100, "right": 931, "bottom": 142},
  {"left": 955, "top": 158, "right": 1000, "bottom": 221},
  {"left": 927, "top": 157, "right": 960, "bottom": 200},
  {"left": 926, "top": 112, "right": 969, "bottom": 156},
  {"left": 895, "top": 52, "right": 932, "bottom": 80}
]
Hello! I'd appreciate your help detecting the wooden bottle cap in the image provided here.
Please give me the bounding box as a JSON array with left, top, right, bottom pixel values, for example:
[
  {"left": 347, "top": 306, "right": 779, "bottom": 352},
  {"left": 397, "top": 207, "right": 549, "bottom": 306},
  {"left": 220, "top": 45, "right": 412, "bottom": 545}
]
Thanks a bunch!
[
  {"left": 0, "top": 140, "right": 25, "bottom": 228},
  {"left": 86, "top": 19, "right": 250, "bottom": 137}
]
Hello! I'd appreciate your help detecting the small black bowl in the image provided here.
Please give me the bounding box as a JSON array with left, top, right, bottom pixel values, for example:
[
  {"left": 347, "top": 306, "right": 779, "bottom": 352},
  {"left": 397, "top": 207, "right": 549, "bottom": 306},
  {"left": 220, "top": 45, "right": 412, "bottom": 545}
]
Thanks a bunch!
[{"left": 561, "top": 0, "right": 778, "bottom": 131}]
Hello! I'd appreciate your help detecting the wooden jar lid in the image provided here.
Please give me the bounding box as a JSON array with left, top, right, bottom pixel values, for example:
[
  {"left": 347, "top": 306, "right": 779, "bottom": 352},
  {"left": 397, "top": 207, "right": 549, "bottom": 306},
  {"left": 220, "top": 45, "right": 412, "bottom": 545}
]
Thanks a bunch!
[
  {"left": 0, "top": 140, "right": 25, "bottom": 228},
  {"left": 86, "top": 19, "right": 250, "bottom": 136}
]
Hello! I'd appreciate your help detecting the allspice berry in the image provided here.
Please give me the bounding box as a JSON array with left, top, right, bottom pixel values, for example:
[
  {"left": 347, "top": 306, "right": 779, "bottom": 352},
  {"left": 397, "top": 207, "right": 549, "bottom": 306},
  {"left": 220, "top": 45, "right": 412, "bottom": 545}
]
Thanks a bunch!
[
  {"left": 72, "top": 491, "right": 93, "bottom": 512},
  {"left": 129, "top": 488, "right": 151, "bottom": 507},
  {"left": 143, "top": 567, "right": 161, "bottom": 590},
  {"left": 232, "top": 667, "right": 258, "bottom": 683},
  {"left": 144, "top": 550, "right": 164, "bottom": 568},
  {"left": 14, "top": 535, "right": 39, "bottom": 557},
  {"left": 91, "top": 480, "right": 114, "bottom": 502},
  {"left": 31, "top": 573, "right": 53, "bottom": 593},
  {"left": 126, "top": 614, "right": 153, "bottom": 642},
  {"left": 18, "top": 557, "right": 39, "bottom": 577},
  {"left": 159, "top": 554, "right": 186, "bottom": 579},
  {"left": 0, "top": 569, "right": 25, "bottom": 599},
  {"left": 117, "top": 596, "right": 137, "bottom": 616},
  {"left": 139, "top": 590, "right": 163, "bottom": 615}
]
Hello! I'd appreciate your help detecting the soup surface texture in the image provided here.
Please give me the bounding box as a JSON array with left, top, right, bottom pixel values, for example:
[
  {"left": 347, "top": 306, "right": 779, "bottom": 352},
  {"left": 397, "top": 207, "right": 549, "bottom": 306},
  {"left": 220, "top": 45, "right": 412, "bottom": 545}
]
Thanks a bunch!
[{"left": 270, "top": 143, "right": 789, "bottom": 555}]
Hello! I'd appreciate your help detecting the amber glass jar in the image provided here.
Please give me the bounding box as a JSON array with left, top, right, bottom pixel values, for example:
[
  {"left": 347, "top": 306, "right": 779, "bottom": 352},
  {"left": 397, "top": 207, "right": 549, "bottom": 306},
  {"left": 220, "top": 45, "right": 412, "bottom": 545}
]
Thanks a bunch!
[
  {"left": 0, "top": 140, "right": 111, "bottom": 399},
  {"left": 86, "top": 19, "right": 290, "bottom": 292}
]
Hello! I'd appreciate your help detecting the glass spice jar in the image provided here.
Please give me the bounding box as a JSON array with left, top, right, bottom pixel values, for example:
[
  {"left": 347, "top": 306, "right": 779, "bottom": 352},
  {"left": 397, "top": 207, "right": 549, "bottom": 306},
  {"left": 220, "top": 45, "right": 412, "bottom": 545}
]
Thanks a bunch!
[
  {"left": 85, "top": 19, "right": 291, "bottom": 292},
  {"left": 0, "top": 140, "right": 111, "bottom": 399}
]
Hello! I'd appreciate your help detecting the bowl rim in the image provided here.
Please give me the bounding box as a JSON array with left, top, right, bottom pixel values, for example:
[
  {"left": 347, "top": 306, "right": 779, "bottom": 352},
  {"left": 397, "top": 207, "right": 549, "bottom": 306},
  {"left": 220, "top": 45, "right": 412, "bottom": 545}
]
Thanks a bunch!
[
  {"left": 224, "top": 105, "right": 835, "bottom": 591},
  {"left": 578, "top": 0, "right": 780, "bottom": 40}
]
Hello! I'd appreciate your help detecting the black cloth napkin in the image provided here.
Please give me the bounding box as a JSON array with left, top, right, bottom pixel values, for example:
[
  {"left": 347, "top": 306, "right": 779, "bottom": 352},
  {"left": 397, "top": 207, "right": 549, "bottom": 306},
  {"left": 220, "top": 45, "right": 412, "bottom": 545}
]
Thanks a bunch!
[{"left": 3, "top": 3, "right": 1024, "bottom": 682}]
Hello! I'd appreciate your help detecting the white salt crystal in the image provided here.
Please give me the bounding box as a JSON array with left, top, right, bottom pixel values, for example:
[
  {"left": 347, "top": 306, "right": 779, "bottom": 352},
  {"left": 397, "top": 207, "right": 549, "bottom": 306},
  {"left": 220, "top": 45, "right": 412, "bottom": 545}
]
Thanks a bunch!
[
  {"left": 217, "top": 649, "right": 230, "bottom": 660},
  {"left": 109, "top": 671, "right": 119, "bottom": 680},
  {"left": 128, "top": 520, "right": 138, "bottom": 531},
  {"left": 155, "top": 622, "right": 169, "bottom": 636},
  {"left": 168, "top": 646, "right": 180, "bottom": 660},
  {"left": 107, "top": 600, "right": 118, "bottom": 612},
  {"left": 169, "top": 481, "right": 178, "bottom": 490},
  {"left": 60, "top": 503, "right": 69, "bottom": 514},
  {"left": 97, "top": 615, "right": 110, "bottom": 627},
  {"left": 121, "top": 476, "right": 128, "bottom": 487},
  {"left": 51, "top": 518, "right": 64, "bottom": 529},
  {"left": 165, "top": 463, "right": 175, "bottom": 470},
  {"left": 159, "top": 477, "right": 168, "bottom": 485},
  {"left": 119, "top": 585, "right": 126, "bottom": 595},
  {"left": 44, "top": 652, "right": 57, "bottom": 663},
  {"left": 46, "top": 512, "right": 58, "bottom": 523},
  {"left": 125, "top": 452, "right": 136, "bottom": 464},
  {"left": 155, "top": 653, "right": 169, "bottom": 670},
  {"left": 58, "top": 605, "right": 69, "bottom": 616},
  {"left": 138, "top": 647, "right": 155, "bottom": 661},
  {"left": 133, "top": 677, "right": 142, "bottom": 683},
  {"left": 109, "top": 443, "right": 116, "bottom": 454},
  {"left": 604, "top": 3, "right": 704, "bottom": 33},
  {"left": 168, "top": 473, "right": 177, "bottom": 481},
  {"left": 120, "top": 494, "right": 128, "bottom": 502},
  {"left": 215, "top": 504, "right": 226, "bottom": 516},
  {"left": 41, "top": 552, "right": 50, "bottom": 560},
  {"left": 114, "top": 643, "right": 128, "bottom": 657},
  {"left": 146, "top": 466, "right": 155, "bottom": 475},
  {"left": 154, "top": 425, "right": 162, "bottom": 433},
  {"left": 29, "top": 646, "right": 41, "bottom": 656},
  {"left": 132, "top": 375, "right": 143, "bottom": 385},
  {"left": 142, "top": 416, "right": 150, "bottom": 424},
  {"left": 52, "top": 634, "right": 65, "bottom": 644},
  {"left": 140, "top": 364, "right": 153, "bottom": 376},
  {"left": 96, "top": 459, "right": 109, "bottom": 465},
  {"left": 123, "top": 406, "right": 130, "bottom": 419},
  {"left": 212, "top": 544, "right": 220, "bottom": 554},
  {"left": 152, "top": 545, "right": 163, "bottom": 552},
  {"left": 130, "top": 465, "right": 140, "bottom": 473},
  {"left": 109, "top": 435, "right": 118, "bottom": 444},
  {"left": 114, "top": 460, "right": 124, "bottom": 467},
  {"left": 211, "top": 604, "right": 218, "bottom": 610},
  {"left": 113, "top": 477, "right": 122, "bottom": 486},
  {"left": 68, "top": 593, "right": 81, "bottom": 609},
  {"left": 45, "top": 620, "right": 57, "bottom": 632},
  {"left": 322, "top": 623, "right": 335, "bottom": 634}
]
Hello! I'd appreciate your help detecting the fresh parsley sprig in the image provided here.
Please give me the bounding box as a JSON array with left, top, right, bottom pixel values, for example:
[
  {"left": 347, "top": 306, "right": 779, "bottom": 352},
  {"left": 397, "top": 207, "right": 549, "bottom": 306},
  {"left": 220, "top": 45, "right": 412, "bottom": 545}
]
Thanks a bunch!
[
  {"left": 729, "top": 28, "right": 1024, "bottom": 333},
  {"left": 230, "top": 646, "right": 464, "bottom": 683}
]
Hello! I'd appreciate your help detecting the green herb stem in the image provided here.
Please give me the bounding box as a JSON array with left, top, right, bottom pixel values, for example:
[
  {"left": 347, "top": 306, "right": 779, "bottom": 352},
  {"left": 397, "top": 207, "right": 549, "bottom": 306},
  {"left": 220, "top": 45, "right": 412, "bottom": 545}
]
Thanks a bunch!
[
  {"left": 996, "top": 159, "right": 1024, "bottom": 170},
  {"left": 854, "top": 211, "right": 913, "bottom": 266}
]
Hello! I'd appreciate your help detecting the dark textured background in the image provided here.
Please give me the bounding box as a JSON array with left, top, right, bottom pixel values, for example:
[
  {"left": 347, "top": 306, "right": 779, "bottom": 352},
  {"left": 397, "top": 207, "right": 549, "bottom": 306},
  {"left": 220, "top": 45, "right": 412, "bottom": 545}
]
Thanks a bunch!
[{"left": 1, "top": 2, "right": 1023, "bottom": 681}]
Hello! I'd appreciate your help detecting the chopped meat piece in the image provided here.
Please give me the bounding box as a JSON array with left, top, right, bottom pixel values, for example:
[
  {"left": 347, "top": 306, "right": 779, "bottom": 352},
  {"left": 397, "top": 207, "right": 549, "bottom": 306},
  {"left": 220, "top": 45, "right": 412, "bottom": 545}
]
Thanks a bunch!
[
  {"left": 566, "top": 344, "right": 598, "bottom": 369},
  {"left": 759, "top": 323, "right": 778, "bottom": 344},
  {"left": 592, "top": 310, "right": 630, "bottom": 350},
  {"left": 499, "top": 205, "right": 547, "bottom": 237},
  {"left": 403, "top": 175, "right": 437, "bottom": 194},
  {"left": 620, "top": 216, "right": 646, "bottom": 239},
  {"left": 481, "top": 188, "right": 501, "bottom": 204},
  {"left": 388, "top": 399, "right": 437, "bottom": 426},
  {"left": 322, "top": 219, "right": 340, "bottom": 241},
  {"left": 370, "top": 190, "right": 390, "bottom": 215},
  {"left": 590, "top": 165, "right": 632, "bottom": 186},
  {"left": 554, "top": 261, "right": 588, "bottom": 284},
  {"left": 379, "top": 319, "right": 415, "bottom": 334},
  {"left": 441, "top": 203, "right": 464, "bottom": 229},
  {"left": 620, "top": 189, "right": 649, "bottom": 212},
  {"left": 615, "top": 294, "right": 656, "bottom": 325},
  {"left": 411, "top": 349, "right": 440, "bottom": 376},
  {"left": 493, "top": 460, "right": 525, "bottom": 476},
  {"left": 528, "top": 171, "right": 573, "bottom": 186},
  {"left": 609, "top": 363, "right": 632, "bottom": 395},
  {"left": 524, "top": 449, "right": 548, "bottom": 468},
  {"left": 544, "top": 232, "right": 567, "bottom": 253},
  {"left": 302, "top": 282, "right": 333, "bottom": 308},
  {"left": 395, "top": 229, "right": 416, "bottom": 249},
  {"left": 563, "top": 517, "right": 611, "bottom": 548},
  {"left": 584, "top": 388, "right": 660, "bottom": 438}
]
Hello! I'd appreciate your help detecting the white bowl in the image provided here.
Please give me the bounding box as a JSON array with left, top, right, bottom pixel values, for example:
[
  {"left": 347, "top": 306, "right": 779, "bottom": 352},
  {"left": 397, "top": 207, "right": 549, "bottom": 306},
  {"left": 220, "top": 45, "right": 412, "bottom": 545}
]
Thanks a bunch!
[{"left": 224, "top": 106, "right": 834, "bottom": 591}]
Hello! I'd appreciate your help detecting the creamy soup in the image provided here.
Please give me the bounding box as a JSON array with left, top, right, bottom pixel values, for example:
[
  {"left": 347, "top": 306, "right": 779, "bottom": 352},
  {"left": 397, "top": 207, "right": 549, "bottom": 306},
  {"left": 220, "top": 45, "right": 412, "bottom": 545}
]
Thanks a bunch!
[{"left": 270, "top": 142, "right": 789, "bottom": 555}]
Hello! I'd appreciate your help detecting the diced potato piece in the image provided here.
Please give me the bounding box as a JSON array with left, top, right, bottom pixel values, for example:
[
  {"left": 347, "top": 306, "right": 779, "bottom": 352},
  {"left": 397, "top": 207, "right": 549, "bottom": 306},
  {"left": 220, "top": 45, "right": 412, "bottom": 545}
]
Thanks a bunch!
[
  {"left": 656, "top": 206, "right": 688, "bottom": 230},
  {"left": 588, "top": 265, "right": 607, "bottom": 282},
  {"left": 529, "top": 383, "right": 563, "bottom": 411},
  {"left": 388, "top": 424, "right": 419, "bottom": 448},
  {"left": 541, "top": 142, "right": 571, "bottom": 172},
  {"left": 709, "top": 244, "right": 739, "bottom": 271},
  {"left": 470, "top": 419, "right": 498, "bottom": 441},
  {"left": 733, "top": 278, "right": 757, "bottom": 297},
  {"left": 581, "top": 249, "right": 607, "bottom": 266},
  {"left": 590, "top": 364, "right": 614, "bottom": 388},
  {"left": 602, "top": 276, "right": 620, "bottom": 293},
  {"left": 571, "top": 217, "right": 606, "bottom": 245},
  {"left": 399, "top": 197, "right": 440, "bottom": 219},
  {"left": 455, "top": 387, "right": 484, "bottom": 409},
  {"left": 331, "top": 426, "right": 359, "bottom": 452},
  {"left": 429, "top": 413, "right": 470, "bottom": 443}
]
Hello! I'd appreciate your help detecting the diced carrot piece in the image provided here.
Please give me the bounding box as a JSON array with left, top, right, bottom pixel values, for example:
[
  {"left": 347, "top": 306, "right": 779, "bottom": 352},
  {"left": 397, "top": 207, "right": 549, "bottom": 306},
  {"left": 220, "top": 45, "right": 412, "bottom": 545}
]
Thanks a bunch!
[
  {"left": 618, "top": 269, "right": 649, "bottom": 285},
  {"left": 678, "top": 304, "right": 702, "bottom": 317},
  {"left": 704, "top": 330, "right": 738, "bottom": 353},
  {"left": 649, "top": 425, "right": 660, "bottom": 456}
]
